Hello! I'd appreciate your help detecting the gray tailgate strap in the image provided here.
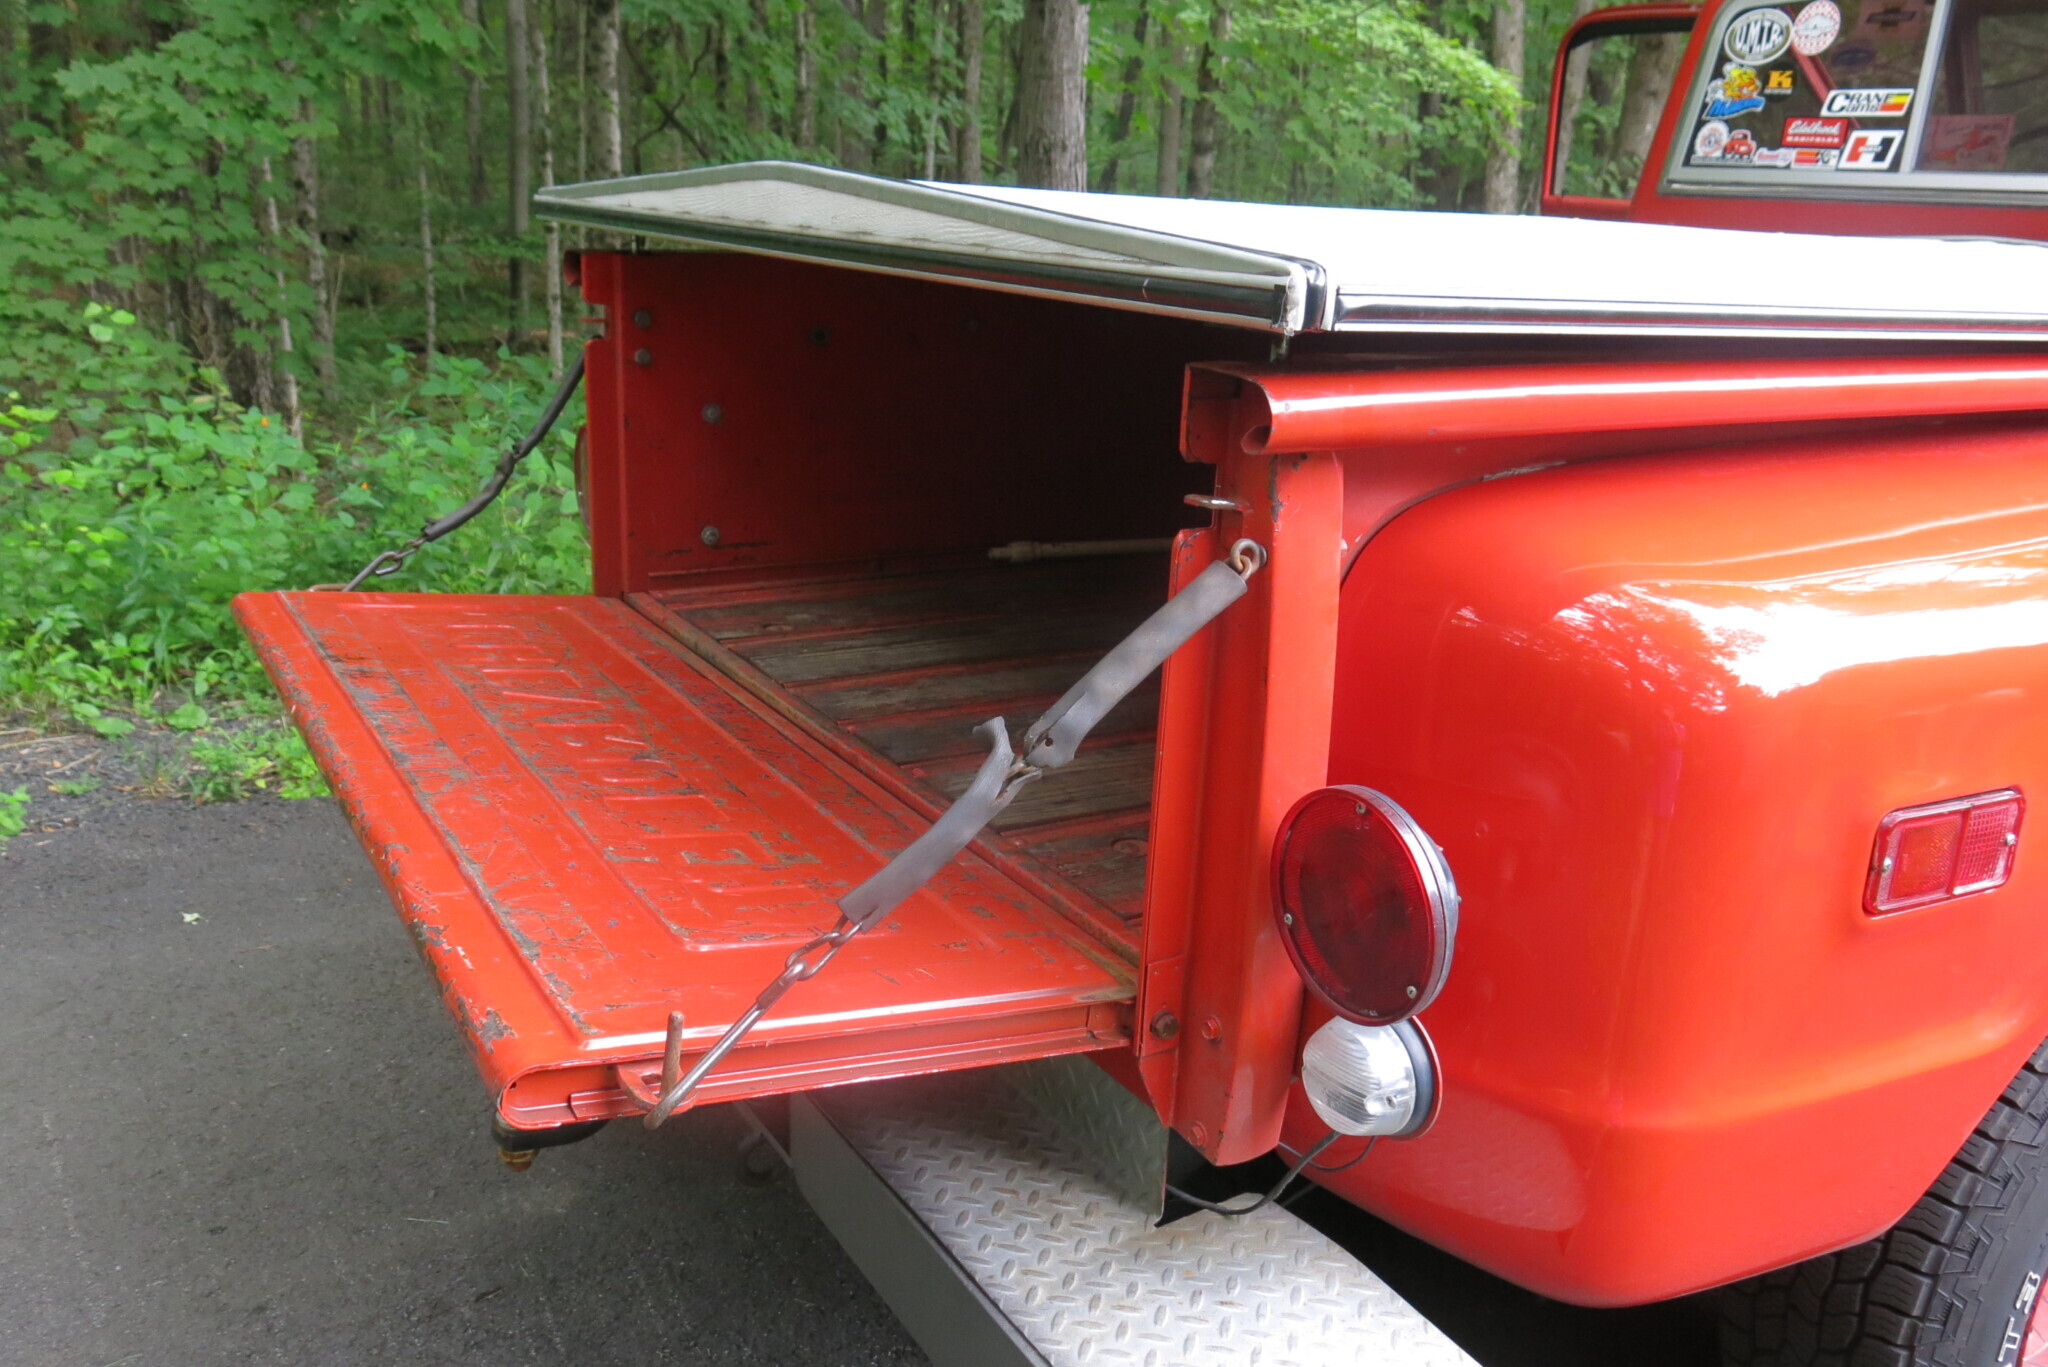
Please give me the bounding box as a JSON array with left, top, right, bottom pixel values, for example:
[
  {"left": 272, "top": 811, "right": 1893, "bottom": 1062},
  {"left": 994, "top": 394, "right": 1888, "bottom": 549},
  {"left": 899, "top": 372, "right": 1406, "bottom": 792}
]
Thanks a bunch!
[{"left": 645, "top": 538, "right": 1265, "bottom": 1126}]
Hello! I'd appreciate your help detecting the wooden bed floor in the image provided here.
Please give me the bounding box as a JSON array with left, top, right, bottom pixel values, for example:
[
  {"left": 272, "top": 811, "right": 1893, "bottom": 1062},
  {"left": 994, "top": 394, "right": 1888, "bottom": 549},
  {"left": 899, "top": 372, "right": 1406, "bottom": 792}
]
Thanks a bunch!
[{"left": 638, "top": 555, "right": 1169, "bottom": 928}]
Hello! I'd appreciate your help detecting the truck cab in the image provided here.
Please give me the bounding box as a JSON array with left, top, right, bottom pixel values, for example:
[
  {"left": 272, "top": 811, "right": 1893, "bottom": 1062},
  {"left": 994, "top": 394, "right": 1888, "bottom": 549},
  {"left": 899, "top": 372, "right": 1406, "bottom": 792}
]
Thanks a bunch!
[{"left": 1545, "top": 0, "right": 2048, "bottom": 240}]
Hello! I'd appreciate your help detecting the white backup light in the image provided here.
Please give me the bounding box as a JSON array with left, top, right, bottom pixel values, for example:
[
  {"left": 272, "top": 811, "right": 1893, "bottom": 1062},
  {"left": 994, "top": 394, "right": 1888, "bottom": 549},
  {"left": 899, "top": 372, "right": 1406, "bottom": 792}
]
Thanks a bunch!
[{"left": 1300, "top": 1016, "right": 1440, "bottom": 1138}]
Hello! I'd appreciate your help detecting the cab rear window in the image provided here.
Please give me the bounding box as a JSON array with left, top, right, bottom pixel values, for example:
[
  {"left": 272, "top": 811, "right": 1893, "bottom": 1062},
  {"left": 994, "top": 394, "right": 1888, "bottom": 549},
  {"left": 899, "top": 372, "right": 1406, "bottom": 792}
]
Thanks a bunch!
[{"left": 1666, "top": 0, "right": 2048, "bottom": 192}]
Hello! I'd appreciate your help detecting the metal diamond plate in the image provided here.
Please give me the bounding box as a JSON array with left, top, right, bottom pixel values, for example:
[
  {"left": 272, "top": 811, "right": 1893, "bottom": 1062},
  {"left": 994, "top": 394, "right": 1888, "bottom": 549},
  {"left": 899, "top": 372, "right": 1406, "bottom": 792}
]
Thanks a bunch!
[{"left": 819, "top": 1061, "right": 1477, "bottom": 1367}]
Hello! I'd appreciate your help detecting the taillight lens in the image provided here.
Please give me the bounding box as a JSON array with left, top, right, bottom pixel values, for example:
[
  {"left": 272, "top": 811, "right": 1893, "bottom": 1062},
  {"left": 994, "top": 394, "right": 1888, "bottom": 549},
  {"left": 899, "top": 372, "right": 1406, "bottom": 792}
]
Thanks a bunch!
[
  {"left": 1270, "top": 786, "right": 1459, "bottom": 1025},
  {"left": 1866, "top": 789, "right": 2023, "bottom": 915}
]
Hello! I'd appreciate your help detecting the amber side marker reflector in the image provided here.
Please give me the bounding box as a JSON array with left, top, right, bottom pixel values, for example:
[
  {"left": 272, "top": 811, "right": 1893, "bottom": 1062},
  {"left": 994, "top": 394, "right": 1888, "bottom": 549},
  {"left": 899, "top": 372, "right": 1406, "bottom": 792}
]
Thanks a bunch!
[
  {"left": 1865, "top": 789, "right": 2024, "bottom": 916},
  {"left": 1271, "top": 786, "right": 1458, "bottom": 1025}
]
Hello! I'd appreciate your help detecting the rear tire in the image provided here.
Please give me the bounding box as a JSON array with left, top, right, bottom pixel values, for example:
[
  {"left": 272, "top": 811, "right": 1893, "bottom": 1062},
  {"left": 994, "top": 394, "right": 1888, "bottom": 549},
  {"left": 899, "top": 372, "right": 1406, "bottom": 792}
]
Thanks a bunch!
[{"left": 1720, "top": 1038, "right": 2048, "bottom": 1367}]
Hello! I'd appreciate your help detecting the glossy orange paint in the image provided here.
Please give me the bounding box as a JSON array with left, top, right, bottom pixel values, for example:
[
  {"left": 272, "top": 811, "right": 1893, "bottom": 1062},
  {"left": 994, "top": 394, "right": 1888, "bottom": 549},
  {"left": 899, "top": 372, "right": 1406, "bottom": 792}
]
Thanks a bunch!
[{"left": 1289, "top": 413, "right": 2048, "bottom": 1305}]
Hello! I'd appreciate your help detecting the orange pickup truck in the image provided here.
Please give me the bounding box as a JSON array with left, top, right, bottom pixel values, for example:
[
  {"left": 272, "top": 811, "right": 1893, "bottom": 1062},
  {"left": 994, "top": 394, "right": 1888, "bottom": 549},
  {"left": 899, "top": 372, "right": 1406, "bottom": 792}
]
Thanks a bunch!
[{"left": 240, "top": 4, "right": 2048, "bottom": 1361}]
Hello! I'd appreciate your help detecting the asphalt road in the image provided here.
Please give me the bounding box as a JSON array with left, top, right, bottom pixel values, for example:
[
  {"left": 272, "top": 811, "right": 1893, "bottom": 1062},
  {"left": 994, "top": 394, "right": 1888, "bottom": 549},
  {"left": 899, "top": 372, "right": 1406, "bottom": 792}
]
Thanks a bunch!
[{"left": 0, "top": 785, "right": 1720, "bottom": 1366}]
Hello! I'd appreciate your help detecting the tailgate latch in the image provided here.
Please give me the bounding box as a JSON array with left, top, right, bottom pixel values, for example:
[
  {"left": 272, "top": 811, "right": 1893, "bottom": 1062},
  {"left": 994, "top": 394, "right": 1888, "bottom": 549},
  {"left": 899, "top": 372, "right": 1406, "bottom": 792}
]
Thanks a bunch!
[{"left": 644, "top": 539, "right": 1267, "bottom": 1126}]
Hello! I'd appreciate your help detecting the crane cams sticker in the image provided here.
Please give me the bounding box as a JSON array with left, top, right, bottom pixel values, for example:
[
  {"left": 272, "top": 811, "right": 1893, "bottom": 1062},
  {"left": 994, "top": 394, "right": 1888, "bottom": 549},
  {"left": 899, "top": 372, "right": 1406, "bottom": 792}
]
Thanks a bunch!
[
  {"left": 1821, "top": 86, "right": 1914, "bottom": 116},
  {"left": 1726, "top": 7, "right": 1794, "bottom": 63},
  {"left": 1705, "top": 64, "right": 1769, "bottom": 118},
  {"left": 1791, "top": 0, "right": 1841, "bottom": 53}
]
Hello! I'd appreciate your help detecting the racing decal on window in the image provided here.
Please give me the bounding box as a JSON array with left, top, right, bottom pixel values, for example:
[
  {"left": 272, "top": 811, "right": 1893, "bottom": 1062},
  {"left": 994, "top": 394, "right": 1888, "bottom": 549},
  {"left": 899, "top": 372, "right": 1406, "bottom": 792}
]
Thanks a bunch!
[
  {"left": 1820, "top": 86, "right": 1914, "bottom": 116},
  {"left": 1726, "top": 7, "right": 1794, "bottom": 63},
  {"left": 1920, "top": 115, "right": 2015, "bottom": 173},
  {"left": 1705, "top": 64, "right": 1770, "bottom": 118},
  {"left": 1765, "top": 68, "right": 1797, "bottom": 95},
  {"left": 1782, "top": 116, "right": 1849, "bottom": 147},
  {"left": 1840, "top": 127, "right": 1905, "bottom": 169},
  {"left": 1791, "top": 0, "right": 1841, "bottom": 54}
]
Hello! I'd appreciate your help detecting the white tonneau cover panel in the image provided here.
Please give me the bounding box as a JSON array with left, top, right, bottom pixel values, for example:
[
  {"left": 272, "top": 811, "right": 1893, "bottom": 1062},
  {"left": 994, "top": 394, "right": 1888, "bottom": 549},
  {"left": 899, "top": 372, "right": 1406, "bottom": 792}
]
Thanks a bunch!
[{"left": 536, "top": 160, "right": 2048, "bottom": 341}]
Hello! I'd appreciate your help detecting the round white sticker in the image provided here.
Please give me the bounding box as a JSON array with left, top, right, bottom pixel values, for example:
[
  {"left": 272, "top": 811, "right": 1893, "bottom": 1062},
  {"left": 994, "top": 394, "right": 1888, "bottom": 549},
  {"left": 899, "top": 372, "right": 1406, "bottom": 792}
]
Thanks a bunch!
[
  {"left": 1726, "top": 7, "right": 1793, "bottom": 64},
  {"left": 1694, "top": 119, "right": 1732, "bottom": 159},
  {"left": 1791, "top": 0, "right": 1840, "bottom": 55}
]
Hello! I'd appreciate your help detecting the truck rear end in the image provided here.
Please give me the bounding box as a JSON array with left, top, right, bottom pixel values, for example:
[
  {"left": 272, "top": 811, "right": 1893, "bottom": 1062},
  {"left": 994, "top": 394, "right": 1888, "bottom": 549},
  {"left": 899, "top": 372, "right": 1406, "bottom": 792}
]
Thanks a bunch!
[{"left": 238, "top": 163, "right": 2048, "bottom": 1333}]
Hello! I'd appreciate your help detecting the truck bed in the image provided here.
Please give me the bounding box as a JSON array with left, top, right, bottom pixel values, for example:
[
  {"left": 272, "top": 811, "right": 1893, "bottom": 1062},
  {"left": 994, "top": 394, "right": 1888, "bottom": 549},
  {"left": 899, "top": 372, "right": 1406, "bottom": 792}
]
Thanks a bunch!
[{"left": 632, "top": 553, "right": 1169, "bottom": 938}]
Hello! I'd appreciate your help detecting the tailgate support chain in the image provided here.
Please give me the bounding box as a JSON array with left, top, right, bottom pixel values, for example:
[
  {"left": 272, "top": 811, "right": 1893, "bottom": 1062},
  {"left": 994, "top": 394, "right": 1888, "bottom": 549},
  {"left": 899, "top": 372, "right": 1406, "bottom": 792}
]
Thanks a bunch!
[{"left": 644, "top": 538, "right": 1267, "bottom": 1126}]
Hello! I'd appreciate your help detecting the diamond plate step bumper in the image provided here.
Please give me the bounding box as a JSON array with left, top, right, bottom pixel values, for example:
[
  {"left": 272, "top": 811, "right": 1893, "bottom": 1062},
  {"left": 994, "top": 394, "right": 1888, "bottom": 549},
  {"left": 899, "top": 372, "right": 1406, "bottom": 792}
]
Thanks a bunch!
[{"left": 791, "top": 1058, "right": 1477, "bottom": 1367}]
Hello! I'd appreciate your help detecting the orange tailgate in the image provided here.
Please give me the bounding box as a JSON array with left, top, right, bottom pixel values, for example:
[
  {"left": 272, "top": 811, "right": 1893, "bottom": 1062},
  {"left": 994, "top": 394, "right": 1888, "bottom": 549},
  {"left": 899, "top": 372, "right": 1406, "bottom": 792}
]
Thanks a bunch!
[{"left": 235, "top": 591, "right": 1132, "bottom": 1129}]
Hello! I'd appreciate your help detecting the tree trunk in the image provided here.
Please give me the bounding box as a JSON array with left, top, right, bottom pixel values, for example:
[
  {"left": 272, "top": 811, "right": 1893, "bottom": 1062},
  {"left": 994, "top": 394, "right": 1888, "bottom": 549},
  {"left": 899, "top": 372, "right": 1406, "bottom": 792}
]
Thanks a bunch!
[
  {"left": 506, "top": 0, "right": 532, "bottom": 343},
  {"left": 1549, "top": 0, "right": 1600, "bottom": 195},
  {"left": 257, "top": 157, "right": 302, "bottom": 440},
  {"left": 955, "top": 0, "right": 983, "bottom": 181},
  {"left": 1481, "top": 0, "right": 1526, "bottom": 214},
  {"left": 1185, "top": 5, "right": 1229, "bottom": 198},
  {"left": 461, "top": 0, "right": 487, "bottom": 205},
  {"left": 795, "top": 0, "right": 818, "bottom": 148},
  {"left": 1095, "top": 0, "right": 1147, "bottom": 192},
  {"left": 595, "top": 0, "right": 623, "bottom": 176},
  {"left": 532, "top": 7, "right": 563, "bottom": 376},
  {"left": 1154, "top": 44, "right": 1182, "bottom": 196},
  {"left": 744, "top": 0, "right": 768, "bottom": 135},
  {"left": 1014, "top": 0, "right": 1087, "bottom": 190},
  {"left": 1614, "top": 32, "right": 1686, "bottom": 184},
  {"left": 419, "top": 152, "right": 437, "bottom": 369},
  {"left": 291, "top": 108, "right": 336, "bottom": 396}
]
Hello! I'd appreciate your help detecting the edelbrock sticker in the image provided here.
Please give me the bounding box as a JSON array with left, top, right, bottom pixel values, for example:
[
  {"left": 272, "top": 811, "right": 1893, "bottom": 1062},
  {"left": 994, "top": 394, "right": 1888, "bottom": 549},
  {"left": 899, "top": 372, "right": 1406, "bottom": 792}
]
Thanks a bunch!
[
  {"left": 1791, "top": 0, "right": 1841, "bottom": 54},
  {"left": 1840, "top": 127, "right": 1904, "bottom": 169},
  {"left": 1782, "top": 116, "right": 1849, "bottom": 147},
  {"left": 1821, "top": 86, "right": 1913, "bottom": 117},
  {"left": 1726, "top": 7, "right": 1794, "bottom": 64}
]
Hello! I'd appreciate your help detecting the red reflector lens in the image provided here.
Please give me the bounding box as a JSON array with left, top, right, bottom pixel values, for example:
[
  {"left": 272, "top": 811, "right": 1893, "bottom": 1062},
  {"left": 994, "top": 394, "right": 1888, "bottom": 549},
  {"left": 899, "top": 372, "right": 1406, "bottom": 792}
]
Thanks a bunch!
[
  {"left": 1866, "top": 789, "right": 2024, "bottom": 915},
  {"left": 1271, "top": 786, "right": 1458, "bottom": 1024}
]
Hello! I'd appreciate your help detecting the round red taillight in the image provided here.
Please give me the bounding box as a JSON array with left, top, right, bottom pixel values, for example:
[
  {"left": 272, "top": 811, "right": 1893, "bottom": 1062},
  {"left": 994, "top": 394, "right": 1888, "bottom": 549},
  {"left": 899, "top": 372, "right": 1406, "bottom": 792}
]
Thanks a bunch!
[{"left": 1270, "top": 786, "right": 1458, "bottom": 1025}]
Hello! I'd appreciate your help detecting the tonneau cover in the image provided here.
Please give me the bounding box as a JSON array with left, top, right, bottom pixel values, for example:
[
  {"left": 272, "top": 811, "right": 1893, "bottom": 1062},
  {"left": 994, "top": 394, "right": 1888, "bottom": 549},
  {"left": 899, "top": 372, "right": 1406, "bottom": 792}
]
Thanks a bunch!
[{"left": 535, "top": 160, "right": 2048, "bottom": 341}]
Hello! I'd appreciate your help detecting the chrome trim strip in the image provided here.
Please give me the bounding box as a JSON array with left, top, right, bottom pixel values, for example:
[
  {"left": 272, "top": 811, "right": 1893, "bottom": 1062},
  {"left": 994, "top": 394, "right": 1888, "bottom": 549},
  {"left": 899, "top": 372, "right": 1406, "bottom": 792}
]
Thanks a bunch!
[{"left": 1335, "top": 291, "right": 2048, "bottom": 340}]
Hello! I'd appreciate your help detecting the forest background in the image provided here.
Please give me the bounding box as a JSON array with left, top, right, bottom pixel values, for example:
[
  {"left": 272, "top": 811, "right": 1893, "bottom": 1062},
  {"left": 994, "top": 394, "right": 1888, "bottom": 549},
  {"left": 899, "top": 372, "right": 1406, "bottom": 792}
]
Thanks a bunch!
[{"left": 0, "top": 0, "right": 1656, "bottom": 819}]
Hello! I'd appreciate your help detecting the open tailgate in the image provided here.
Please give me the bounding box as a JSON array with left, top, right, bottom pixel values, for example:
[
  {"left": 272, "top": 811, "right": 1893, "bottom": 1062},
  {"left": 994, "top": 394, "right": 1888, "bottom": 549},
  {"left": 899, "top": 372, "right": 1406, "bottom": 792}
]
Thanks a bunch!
[{"left": 235, "top": 591, "right": 1133, "bottom": 1130}]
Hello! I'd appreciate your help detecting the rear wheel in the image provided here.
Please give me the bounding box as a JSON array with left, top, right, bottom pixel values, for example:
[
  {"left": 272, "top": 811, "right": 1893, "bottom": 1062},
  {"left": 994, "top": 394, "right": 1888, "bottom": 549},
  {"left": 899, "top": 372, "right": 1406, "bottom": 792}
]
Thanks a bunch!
[{"left": 1721, "top": 1039, "right": 2048, "bottom": 1367}]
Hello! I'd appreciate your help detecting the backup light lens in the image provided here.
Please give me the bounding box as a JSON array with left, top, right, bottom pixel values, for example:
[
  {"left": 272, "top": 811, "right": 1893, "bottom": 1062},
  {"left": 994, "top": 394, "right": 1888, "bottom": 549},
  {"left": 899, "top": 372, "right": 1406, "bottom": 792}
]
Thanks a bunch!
[
  {"left": 1866, "top": 789, "right": 2023, "bottom": 915},
  {"left": 1271, "top": 786, "right": 1458, "bottom": 1025},
  {"left": 1300, "top": 1015, "right": 1439, "bottom": 1138}
]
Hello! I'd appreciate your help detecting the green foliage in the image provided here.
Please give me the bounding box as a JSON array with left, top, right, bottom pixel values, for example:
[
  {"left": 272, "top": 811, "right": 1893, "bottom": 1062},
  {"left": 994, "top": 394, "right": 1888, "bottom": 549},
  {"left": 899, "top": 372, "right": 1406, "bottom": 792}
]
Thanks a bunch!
[
  {"left": 185, "top": 724, "right": 330, "bottom": 803},
  {"left": 0, "top": 304, "right": 582, "bottom": 719},
  {"left": 0, "top": 788, "right": 27, "bottom": 845}
]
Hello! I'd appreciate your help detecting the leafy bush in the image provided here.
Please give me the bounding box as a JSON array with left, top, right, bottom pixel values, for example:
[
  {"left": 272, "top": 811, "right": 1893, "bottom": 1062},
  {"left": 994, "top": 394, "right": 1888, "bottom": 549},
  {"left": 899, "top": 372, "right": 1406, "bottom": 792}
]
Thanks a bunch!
[
  {"left": 0, "top": 788, "right": 26, "bottom": 846},
  {"left": 185, "top": 725, "right": 330, "bottom": 804},
  {"left": 1, "top": 305, "right": 584, "bottom": 722}
]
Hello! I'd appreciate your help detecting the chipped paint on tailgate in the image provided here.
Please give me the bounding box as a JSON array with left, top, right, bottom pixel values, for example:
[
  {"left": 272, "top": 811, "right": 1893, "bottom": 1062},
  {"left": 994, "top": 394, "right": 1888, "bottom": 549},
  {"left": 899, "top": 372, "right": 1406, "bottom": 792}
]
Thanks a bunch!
[{"left": 234, "top": 590, "right": 1132, "bottom": 1126}]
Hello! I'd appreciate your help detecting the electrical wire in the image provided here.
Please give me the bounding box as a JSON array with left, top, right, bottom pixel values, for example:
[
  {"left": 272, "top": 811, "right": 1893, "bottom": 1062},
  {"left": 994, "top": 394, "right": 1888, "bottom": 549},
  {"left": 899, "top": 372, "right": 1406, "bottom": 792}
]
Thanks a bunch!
[
  {"left": 1164, "top": 1130, "right": 1342, "bottom": 1217},
  {"left": 1281, "top": 1134, "right": 1378, "bottom": 1175}
]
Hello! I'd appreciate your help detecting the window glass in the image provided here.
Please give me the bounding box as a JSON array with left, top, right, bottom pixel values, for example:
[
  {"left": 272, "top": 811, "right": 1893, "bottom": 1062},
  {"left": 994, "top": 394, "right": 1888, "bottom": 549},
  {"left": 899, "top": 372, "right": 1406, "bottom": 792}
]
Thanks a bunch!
[
  {"left": 1916, "top": 0, "right": 2048, "bottom": 173},
  {"left": 1555, "top": 26, "right": 1694, "bottom": 196},
  {"left": 1680, "top": 0, "right": 1936, "bottom": 175}
]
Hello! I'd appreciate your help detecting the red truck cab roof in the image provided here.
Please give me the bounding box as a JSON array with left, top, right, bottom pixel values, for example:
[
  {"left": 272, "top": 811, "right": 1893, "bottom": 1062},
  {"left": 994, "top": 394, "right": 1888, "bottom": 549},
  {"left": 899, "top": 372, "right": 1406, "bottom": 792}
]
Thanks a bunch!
[{"left": 1544, "top": 0, "right": 2048, "bottom": 241}]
